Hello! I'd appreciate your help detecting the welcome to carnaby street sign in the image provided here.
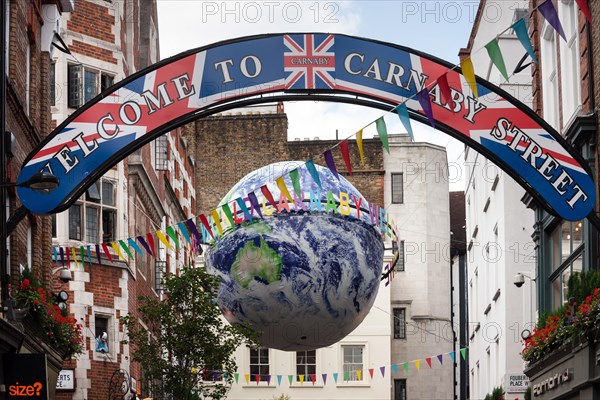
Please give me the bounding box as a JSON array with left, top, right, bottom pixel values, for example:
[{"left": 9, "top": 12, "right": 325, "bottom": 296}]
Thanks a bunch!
[{"left": 17, "top": 33, "right": 595, "bottom": 221}]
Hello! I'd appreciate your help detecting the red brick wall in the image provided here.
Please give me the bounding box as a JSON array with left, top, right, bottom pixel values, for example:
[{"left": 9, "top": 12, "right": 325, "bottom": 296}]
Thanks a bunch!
[{"left": 66, "top": 0, "right": 115, "bottom": 42}]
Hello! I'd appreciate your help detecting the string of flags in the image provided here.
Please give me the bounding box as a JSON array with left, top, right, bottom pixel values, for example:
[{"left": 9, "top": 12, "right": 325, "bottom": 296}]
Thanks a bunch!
[
  {"left": 192, "top": 348, "right": 468, "bottom": 386},
  {"left": 52, "top": 0, "right": 591, "bottom": 281}
]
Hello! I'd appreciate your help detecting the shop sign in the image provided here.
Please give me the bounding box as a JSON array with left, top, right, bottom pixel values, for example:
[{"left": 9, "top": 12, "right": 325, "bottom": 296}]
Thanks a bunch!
[
  {"left": 506, "top": 373, "right": 529, "bottom": 393},
  {"left": 2, "top": 353, "right": 48, "bottom": 399},
  {"left": 56, "top": 369, "right": 75, "bottom": 390},
  {"left": 533, "top": 368, "right": 572, "bottom": 397}
]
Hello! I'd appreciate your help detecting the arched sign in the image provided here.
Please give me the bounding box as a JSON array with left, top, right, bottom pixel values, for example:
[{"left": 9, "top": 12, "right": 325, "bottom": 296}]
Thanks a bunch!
[{"left": 18, "top": 33, "right": 595, "bottom": 221}]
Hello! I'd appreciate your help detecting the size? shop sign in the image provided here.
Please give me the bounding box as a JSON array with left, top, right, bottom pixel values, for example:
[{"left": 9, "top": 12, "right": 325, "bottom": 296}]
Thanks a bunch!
[
  {"left": 56, "top": 370, "right": 75, "bottom": 390},
  {"left": 506, "top": 373, "right": 529, "bottom": 393},
  {"left": 2, "top": 353, "right": 48, "bottom": 399}
]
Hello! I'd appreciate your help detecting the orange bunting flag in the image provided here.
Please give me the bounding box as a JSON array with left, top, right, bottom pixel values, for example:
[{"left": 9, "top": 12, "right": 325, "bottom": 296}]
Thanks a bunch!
[
  {"left": 210, "top": 209, "right": 223, "bottom": 236},
  {"left": 460, "top": 57, "right": 478, "bottom": 98},
  {"left": 356, "top": 129, "right": 365, "bottom": 166},
  {"left": 156, "top": 229, "right": 174, "bottom": 251},
  {"left": 110, "top": 242, "right": 127, "bottom": 261},
  {"left": 275, "top": 177, "right": 293, "bottom": 201},
  {"left": 339, "top": 140, "right": 352, "bottom": 175}
]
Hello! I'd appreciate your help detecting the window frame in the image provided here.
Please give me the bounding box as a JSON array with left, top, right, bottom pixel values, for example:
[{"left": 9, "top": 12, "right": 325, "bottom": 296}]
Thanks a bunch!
[
  {"left": 394, "top": 378, "right": 407, "bottom": 400},
  {"left": 548, "top": 220, "right": 585, "bottom": 308},
  {"left": 341, "top": 344, "right": 365, "bottom": 383},
  {"left": 68, "top": 64, "right": 115, "bottom": 109},
  {"left": 68, "top": 178, "right": 118, "bottom": 243},
  {"left": 393, "top": 308, "right": 406, "bottom": 339},
  {"left": 249, "top": 347, "right": 270, "bottom": 382},
  {"left": 295, "top": 350, "right": 316, "bottom": 382},
  {"left": 391, "top": 173, "right": 404, "bottom": 204}
]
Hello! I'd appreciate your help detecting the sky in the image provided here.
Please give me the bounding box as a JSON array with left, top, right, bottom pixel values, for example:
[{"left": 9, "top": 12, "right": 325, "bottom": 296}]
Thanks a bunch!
[{"left": 156, "top": 1, "right": 481, "bottom": 189}]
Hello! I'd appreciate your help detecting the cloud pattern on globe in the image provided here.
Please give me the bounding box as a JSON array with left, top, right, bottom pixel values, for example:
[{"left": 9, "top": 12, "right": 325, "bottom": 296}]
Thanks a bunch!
[{"left": 206, "top": 162, "right": 384, "bottom": 351}]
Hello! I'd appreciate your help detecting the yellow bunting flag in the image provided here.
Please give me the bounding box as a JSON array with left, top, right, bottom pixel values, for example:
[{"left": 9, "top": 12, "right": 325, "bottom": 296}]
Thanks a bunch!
[
  {"left": 71, "top": 247, "right": 79, "bottom": 268},
  {"left": 356, "top": 370, "right": 362, "bottom": 380},
  {"left": 156, "top": 230, "right": 174, "bottom": 251},
  {"left": 110, "top": 242, "right": 127, "bottom": 261},
  {"left": 460, "top": 57, "right": 478, "bottom": 98},
  {"left": 299, "top": 375, "right": 305, "bottom": 384},
  {"left": 275, "top": 176, "right": 293, "bottom": 201},
  {"left": 244, "top": 374, "right": 250, "bottom": 385},
  {"left": 211, "top": 209, "right": 223, "bottom": 236},
  {"left": 414, "top": 360, "right": 421, "bottom": 371},
  {"left": 356, "top": 129, "right": 365, "bottom": 166}
]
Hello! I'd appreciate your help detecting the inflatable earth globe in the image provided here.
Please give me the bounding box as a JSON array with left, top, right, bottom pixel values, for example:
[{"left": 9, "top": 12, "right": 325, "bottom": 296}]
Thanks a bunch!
[{"left": 205, "top": 161, "right": 384, "bottom": 351}]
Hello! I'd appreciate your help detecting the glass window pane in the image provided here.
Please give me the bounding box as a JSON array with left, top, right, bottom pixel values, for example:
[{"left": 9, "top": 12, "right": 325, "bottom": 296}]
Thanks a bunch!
[
  {"left": 572, "top": 221, "right": 583, "bottom": 249},
  {"left": 86, "top": 207, "right": 99, "bottom": 243},
  {"left": 68, "top": 64, "right": 82, "bottom": 108},
  {"left": 391, "top": 173, "right": 403, "bottom": 204},
  {"left": 84, "top": 69, "right": 98, "bottom": 103},
  {"left": 102, "top": 209, "right": 116, "bottom": 243},
  {"left": 561, "top": 222, "right": 571, "bottom": 262},
  {"left": 69, "top": 205, "right": 81, "bottom": 240},
  {"left": 102, "top": 180, "right": 115, "bottom": 206},
  {"left": 86, "top": 182, "right": 101, "bottom": 202},
  {"left": 101, "top": 73, "right": 114, "bottom": 92}
]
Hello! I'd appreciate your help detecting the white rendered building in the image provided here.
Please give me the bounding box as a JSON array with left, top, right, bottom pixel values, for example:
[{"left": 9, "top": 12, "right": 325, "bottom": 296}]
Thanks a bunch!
[{"left": 461, "top": 2, "right": 535, "bottom": 399}]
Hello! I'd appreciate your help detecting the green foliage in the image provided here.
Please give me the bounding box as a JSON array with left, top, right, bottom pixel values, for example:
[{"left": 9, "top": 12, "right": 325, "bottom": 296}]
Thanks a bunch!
[
  {"left": 524, "top": 386, "right": 531, "bottom": 400},
  {"left": 483, "top": 386, "right": 504, "bottom": 400},
  {"left": 567, "top": 269, "right": 600, "bottom": 304},
  {"left": 121, "top": 267, "right": 257, "bottom": 400}
]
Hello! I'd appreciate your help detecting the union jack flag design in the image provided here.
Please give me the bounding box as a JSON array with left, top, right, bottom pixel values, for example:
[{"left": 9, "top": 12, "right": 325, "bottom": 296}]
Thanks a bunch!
[{"left": 284, "top": 34, "right": 335, "bottom": 90}]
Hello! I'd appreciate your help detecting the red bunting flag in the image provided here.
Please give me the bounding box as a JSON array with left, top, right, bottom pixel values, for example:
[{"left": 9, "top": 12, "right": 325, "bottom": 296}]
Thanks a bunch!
[
  {"left": 146, "top": 232, "right": 155, "bottom": 255},
  {"left": 426, "top": 357, "right": 432, "bottom": 368},
  {"left": 254, "top": 374, "right": 260, "bottom": 384},
  {"left": 323, "top": 149, "right": 339, "bottom": 179},
  {"left": 339, "top": 140, "right": 352, "bottom": 175},
  {"left": 260, "top": 185, "right": 278, "bottom": 209},
  {"left": 310, "top": 374, "right": 316, "bottom": 385},
  {"left": 368, "top": 368, "right": 374, "bottom": 378},
  {"left": 199, "top": 214, "right": 214, "bottom": 240},
  {"left": 101, "top": 243, "right": 113, "bottom": 263},
  {"left": 575, "top": 0, "right": 591, "bottom": 22},
  {"left": 437, "top": 72, "right": 453, "bottom": 106},
  {"left": 65, "top": 247, "right": 71, "bottom": 267}
]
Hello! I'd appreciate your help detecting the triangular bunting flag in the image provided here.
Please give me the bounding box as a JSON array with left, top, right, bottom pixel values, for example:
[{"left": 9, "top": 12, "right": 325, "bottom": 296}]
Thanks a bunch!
[
  {"left": 53, "top": 247, "right": 59, "bottom": 267},
  {"left": 288, "top": 375, "right": 293, "bottom": 385},
  {"left": 177, "top": 222, "right": 192, "bottom": 245},
  {"left": 538, "top": 0, "right": 566, "bottom": 41},
  {"left": 95, "top": 244, "right": 102, "bottom": 265},
  {"left": 71, "top": 247, "right": 78, "bottom": 268},
  {"left": 339, "top": 140, "right": 352, "bottom": 175},
  {"left": 244, "top": 374, "right": 249, "bottom": 385},
  {"left": 322, "top": 373, "right": 327, "bottom": 385},
  {"left": 119, "top": 240, "right": 133, "bottom": 259},
  {"left": 485, "top": 38, "right": 509, "bottom": 81},
  {"left": 425, "top": 357, "right": 432, "bottom": 368},
  {"left": 299, "top": 374, "right": 305, "bottom": 384},
  {"left": 449, "top": 351, "right": 456, "bottom": 362},
  {"left": 199, "top": 214, "right": 214, "bottom": 240},
  {"left": 356, "top": 370, "right": 362, "bottom": 380},
  {"left": 213, "top": 371, "right": 218, "bottom": 381},
  {"left": 403, "top": 362, "right": 409, "bottom": 374},
  {"left": 127, "top": 238, "right": 144, "bottom": 256},
  {"left": 235, "top": 197, "right": 253, "bottom": 222},
  {"left": 260, "top": 185, "right": 278, "bottom": 209},
  {"left": 375, "top": 117, "right": 390, "bottom": 153},
  {"left": 136, "top": 236, "right": 152, "bottom": 256},
  {"left": 391, "top": 364, "right": 398, "bottom": 375},
  {"left": 414, "top": 360, "right": 420, "bottom": 371},
  {"left": 186, "top": 219, "right": 202, "bottom": 249},
  {"left": 368, "top": 368, "right": 374, "bottom": 379},
  {"left": 356, "top": 129, "right": 365, "bottom": 166},
  {"left": 275, "top": 176, "right": 293, "bottom": 201},
  {"left": 575, "top": 0, "right": 591, "bottom": 22},
  {"left": 156, "top": 230, "right": 174, "bottom": 251},
  {"left": 395, "top": 103, "right": 414, "bottom": 141},
  {"left": 277, "top": 375, "right": 282, "bottom": 386},
  {"left": 146, "top": 232, "right": 155, "bottom": 255},
  {"left": 254, "top": 374, "right": 260, "bottom": 384},
  {"left": 166, "top": 226, "right": 180, "bottom": 249},
  {"left": 111, "top": 242, "right": 127, "bottom": 261},
  {"left": 437, "top": 73, "right": 453, "bottom": 106},
  {"left": 101, "top": 243, "right": 113, "bottom": 263},
  {"left": 289, "top": 168, "right": 302, "bottom": 197},
  {"left": 333, "top": 372, "right": 338, "bottom": 383},
  {"left": 266, "top": 375, "right": 271, "bottom": 385},
  {"left": 234, "top": 373, "right": 239, "bottom": 384},
  {"left": 223, "top": 372, "right": 228, "bottom": 381},
  {"left": 380, "top": 366, "right": 386, "bottom": 377},
  {"left": 65, "top": 246, "right": 70, "bottom": 267},
  {"left": 59, "top": 247, "right": 65, "bottom": 268},
  {"left": 417, "top": 89, "right": 435, "bottom": 128},
  {"left": 305, "top": 159, "right": 322, "bottom": 188},
  {"left": 343, "top": 371, "right": 349, "bottom": 381},
  {"left": 437, "top": 354, "right": 444, "bottom": 365},
  {"left": 460, "top": 57, "right": 478, "bottom": 98},
  {"left": 460, "top": 348, "right": 467, "bottom": 360},
  {"left": 512, "top": 18, "right": 537, "bottom": 64},
  {"left": 310, "top": 374, "right": 316, "bottom": 385},
  {"left": 86, "top": 245, "right": 93, "bottom": 267},
  {"left": 323, "top": 149, "right": 339, "bottom": 179},
  {"left": 247, "top": 192, "right": 263, "bottom": 219},
  {"left": 221, "top": 203, "right": 235, "bottom": 228},
  {"left": 80, "top": 246, "right": 85, "bottom": 268},
  {"left": 210, "top": 209, "right": 224, "bottom": 236}
]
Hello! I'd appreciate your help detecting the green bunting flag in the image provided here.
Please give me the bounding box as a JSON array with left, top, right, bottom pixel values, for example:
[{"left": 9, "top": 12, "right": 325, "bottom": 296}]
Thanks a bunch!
[
  {"left": 403, "top": 362, "right": 409, "bottom": 374},
  {"left": 289, "top": 168, "right": 302, "bottom": 196},
  {"left": 375, "top": 117, "right": 390, "bottom": 153},
  {"left": 485, "top": 38, "right": 509, "bottom": 81},
  {"left": 460, "top": 348, "right": 467, "bottom": 360},
  {"left": 221, "top": 203, "right": 235, "bottom": 228}
]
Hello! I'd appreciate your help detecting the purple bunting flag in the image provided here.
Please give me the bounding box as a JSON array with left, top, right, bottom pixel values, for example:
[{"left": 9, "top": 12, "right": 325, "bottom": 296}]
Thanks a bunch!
[
  {"left": 248, "top": 192, "right": 263, "bottom": 219},
  {"left": 137, "top": 236, "right": 153, "bottom": 256},
  {"left": 95, "top": 244, "right": 102, "bottom": 265},
  {"left": 417, "top": 89, "right": 435, "bottom": 128},
  {"left": 437, "top": 354, "right": 444, "bottom": 365},
  {"left": 323, "top": 149, "right": 339, "bottom": 179},
  {"left": 538, "top": 0, "right": 566, "bottom": 41}
]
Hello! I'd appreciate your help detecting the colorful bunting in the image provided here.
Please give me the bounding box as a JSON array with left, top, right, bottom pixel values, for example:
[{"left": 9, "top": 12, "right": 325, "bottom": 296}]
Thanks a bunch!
[
  {"left": 65, "top": 247, "right": 70, "bottom": 267},
  {"left": 110, "top": 242, "right": 126, "bottom": 261},
  {"left": 299, "top": 374, "right": 305, "bottom": 384},
  {"left": 127, "top": 238, "right": 144, "bottom": 256},
  {"left": 375, "top": 117, "right": 389, "bottom": 153},
  {"left": 512, "top": 18, "right": 537, "bottom": 64},
  {"left": 53, "top": 247, "right": 58, "bottom": 267},
  {"left": 221, "top": 203, "right": 235, "bottom": 228},
  {"left": 266, "top": 375, "right": 271, "bottom": 385},
  {"left": 310, "top": 374, "right": 316, "bottom": 385},
  {"left": 395, "top": 103, "right": 413, "bottom": 141},
  {"left": 59, "top": 247, "right": 65, "bottom": 268},
  {"left": 254, "top": 374, "right": 260, "bottom": 384},
  {"left": 437, "top": 354, "right": 444, "bottom": 365},
  {"left": 156, "top": 229, "right": 174, "bottom": 251},
  {"left": 368, "top": 368, "right": 374, "bottom": 379},
  {"left": 339, "top": 140, "right": 352, "bottom": 175},
  {"left": 277, "top": 375, "right": 282, "bottom": 386},
  {"left": 166, "top": 226, "right": 180, "bottom": 249},
  {"left": 380, "top": 366, "right": 386, "bottom": 377},
  {"left": 210, "top": 209, "right": 224, "bottom": 236},
  {"left": 414, "top": 360, "right": 420, "bottom": 371},
  {"left": 235, "top": 197, "right": 253, "bottom": 222},
  {"left": 485, "top": 38, "right": 509, "bottom": 81},
  {"left": 288, "top": 375, "right": 293, "bottom": 385},
  {"left": 95, "top": 244, "right": 102, "bottom": 265},
  {"left": 356, "top": 370, "right": 362, "bottom": 380},
  {"left": 343, "top": 371, "right": 349, "bottom": 382},
  {"left": 185, "top": 219, "right": 202, "bottom": 249},
  {"left": 575, "top": 0, "right": 591, "bottom": 22},
  {"left": 323, "top": 149, "right": 339, "bottom": 179},
  {"left": 538, "top": 0, "right": 566, "bottom": 41},
  {"left": 417, "top": 89, "right": 435, "bottom": 128},
  {"left": 437, "top": 73, "right": 453, "bottom": 106},
  {"left": 234, "top": 373, "right": 239, "bottom": 384},
  {"left": 275, "top": 176, "right": 293, "bottom": 201},
  {"left": 244, "top": 374, "right": 249, "bottom": 385},
  {"left": 80, "top": 246, "right": 85, "bottom": 268},
  {"left": 247, "top": 192, "right": 263, "bottom": 219},
  {"left": 71, "top": 247, "right": 78, "bottom": 268},
  {"left": 289, "top": 168, "right": 302, "bottom": 197},
  {"left": 460, "top": 348, "right": 467, "bottom": 360},
  {"left": 322, "top": 373, "right": 327, "bottom": 385},
  {"left": 425, "top": 357, "right": 432, "bottom": 368},
  {"left": 460, "top": 57, "right": 478, "bottom": 98},
  {"left": 178, "top": 221, "right": 192, "bottom": 245},
  {"left": 86, "top": 245, "right": 93, "bottom": 267},
  {"left": 305, "top": 159, "right": 322, "bottom": 188},
  {"left": 449, "top": 351, "right": 456, "bottom": 362},
  {"left": 119, "top": 240, "right": 133, "bottom": 259},
  {"left": 146, "top": 232, "right": 155, "bottom": 255},
  {"left": 403, "top": 362, "right": 409, "bottom": 374},
  {"left": 137, "top": 236, "right": 152, "bottom": 257},
  {"left": 356, "top": 129, "right": 365, "bottom": 166},
  {"left": 391, "top": 364, "right": 398, "bottom": 375},
  {"left": 260, "top": 185, "right": 278, "bottom": 209},
  {"left": 333, "top": 372, "right": 338, "bottom": 383}
]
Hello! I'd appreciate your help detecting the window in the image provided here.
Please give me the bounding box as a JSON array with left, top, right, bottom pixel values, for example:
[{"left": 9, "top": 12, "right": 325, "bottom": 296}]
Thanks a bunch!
[
  {"left": 394, "top": 379, "right": 407, "bottom": 400},
  {"left": 154, "top": 260, "right": 165, "bottom": 292},
  {"left": 342, "top": 345, "right": 363, "bottom": 381},
  {"left": 50, "top": 62, "right": 56, "bottom": 106},
  {"left": 540, "top": 22, "right": 559, "bottom": 129},
  {"left": 550, "top": 220, "right": 584, "bottom": 308},
  {"left": 393, "top": 308, "right": 406, "bottom": 339},
  {"left": 392, "top": 240, "right": 405, "bottom": 272},
  {"left": 391, "top": 173, "right": 403, "bottom": 204},
  {"left": 296, "top": 350, "right": 316, "bottom": 381},
  {"left": 68, "top": 64, "right": 114, "bottom": 108},
  {"left": 558, "top": 0, "right": 581, "bottom": 124},
  {"left": 95, "top": 315, "right": 110, "bottom": 353},
  {"left": 68, "top": 179, "right": 117, "bottom": 243},
  {"left": 249, "top": 347, "right": 269, "bottom": 378},
  {"left": 154, "top": 135, "right": 169, "bottom": 171}
]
